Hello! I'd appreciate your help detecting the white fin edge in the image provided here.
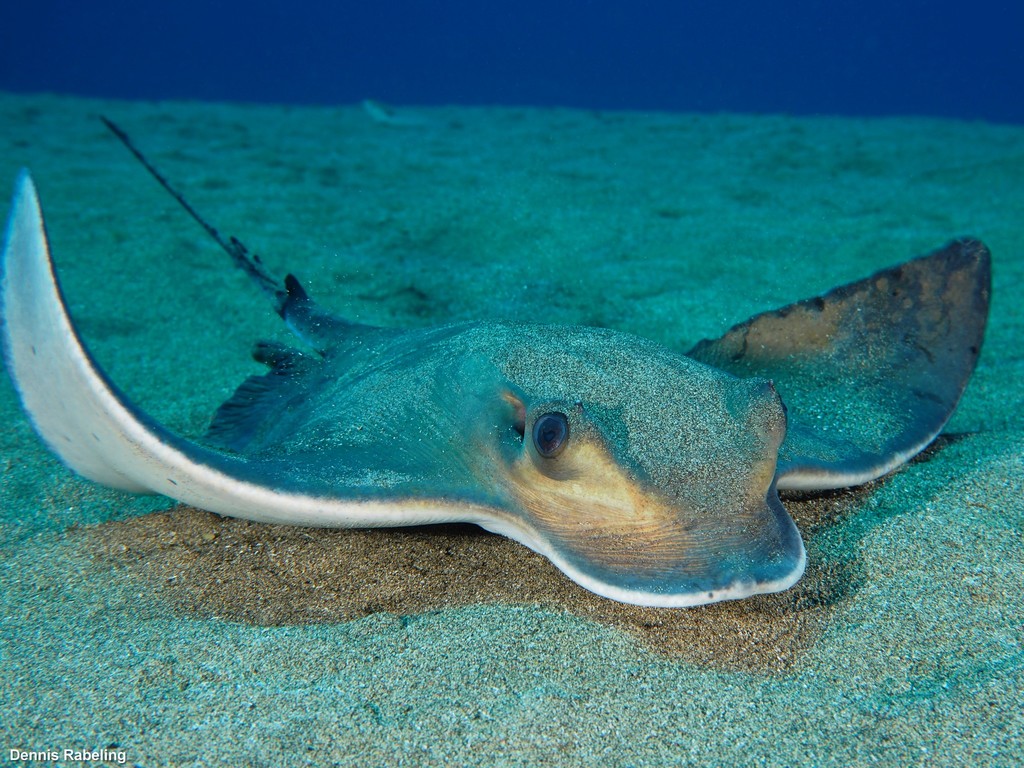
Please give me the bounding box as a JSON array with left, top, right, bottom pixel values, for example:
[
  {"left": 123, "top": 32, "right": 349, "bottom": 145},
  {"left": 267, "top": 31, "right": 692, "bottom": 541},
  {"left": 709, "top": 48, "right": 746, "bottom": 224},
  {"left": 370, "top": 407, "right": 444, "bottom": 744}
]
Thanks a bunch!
[{"left": 0, "top": 172, "right": 489, "bottom": 528}]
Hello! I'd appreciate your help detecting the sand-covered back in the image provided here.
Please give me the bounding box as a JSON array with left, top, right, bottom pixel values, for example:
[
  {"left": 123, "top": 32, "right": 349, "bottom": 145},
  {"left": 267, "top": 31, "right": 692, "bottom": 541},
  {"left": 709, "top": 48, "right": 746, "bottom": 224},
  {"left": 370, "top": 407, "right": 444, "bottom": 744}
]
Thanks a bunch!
[{"left": 0, "top": 93, "right": 1021, "bottom": 766}]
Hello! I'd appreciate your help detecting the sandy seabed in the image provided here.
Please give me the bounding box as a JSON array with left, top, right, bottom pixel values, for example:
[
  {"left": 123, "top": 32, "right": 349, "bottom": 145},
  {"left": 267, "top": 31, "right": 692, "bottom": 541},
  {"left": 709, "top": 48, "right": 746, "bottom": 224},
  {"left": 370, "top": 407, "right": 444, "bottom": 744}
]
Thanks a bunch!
[{"left": 0, "top": 93, "right": 1021, "bottom": 766}]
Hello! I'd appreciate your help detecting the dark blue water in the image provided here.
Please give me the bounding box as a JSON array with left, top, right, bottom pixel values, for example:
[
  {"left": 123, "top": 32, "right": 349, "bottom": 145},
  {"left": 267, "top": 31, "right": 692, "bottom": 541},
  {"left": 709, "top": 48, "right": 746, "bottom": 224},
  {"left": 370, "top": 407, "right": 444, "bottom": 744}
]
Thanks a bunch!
[{"left": 1, "top": 0, "right": 1022, "bottom": 123}]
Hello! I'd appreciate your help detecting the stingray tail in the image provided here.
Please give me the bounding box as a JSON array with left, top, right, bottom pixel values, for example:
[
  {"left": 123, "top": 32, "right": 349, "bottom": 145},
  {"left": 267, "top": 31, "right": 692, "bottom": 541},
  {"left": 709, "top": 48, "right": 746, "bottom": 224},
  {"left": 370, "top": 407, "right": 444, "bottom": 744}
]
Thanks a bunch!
[
  {"left": 100, "top": 117, "right": 286, "bottom": 307},
  {"left": 101, "top": 117, "right": 364, "bottom": 351}
]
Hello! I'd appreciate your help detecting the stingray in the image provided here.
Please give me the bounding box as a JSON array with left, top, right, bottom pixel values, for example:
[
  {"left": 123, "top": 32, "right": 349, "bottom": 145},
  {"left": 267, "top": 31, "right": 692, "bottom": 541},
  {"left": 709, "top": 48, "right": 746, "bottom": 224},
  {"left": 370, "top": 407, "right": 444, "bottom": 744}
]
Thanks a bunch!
[{"left": 0, "top": 121, "right": 990, "bottom": 608}]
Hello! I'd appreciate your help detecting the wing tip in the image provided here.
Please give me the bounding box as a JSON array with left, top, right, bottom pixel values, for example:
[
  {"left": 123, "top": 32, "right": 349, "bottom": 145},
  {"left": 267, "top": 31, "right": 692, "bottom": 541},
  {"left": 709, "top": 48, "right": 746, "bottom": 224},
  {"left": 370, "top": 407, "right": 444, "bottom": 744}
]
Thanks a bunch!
[{"left": 2, "top": 171, "right": 157, "bottom": 492}]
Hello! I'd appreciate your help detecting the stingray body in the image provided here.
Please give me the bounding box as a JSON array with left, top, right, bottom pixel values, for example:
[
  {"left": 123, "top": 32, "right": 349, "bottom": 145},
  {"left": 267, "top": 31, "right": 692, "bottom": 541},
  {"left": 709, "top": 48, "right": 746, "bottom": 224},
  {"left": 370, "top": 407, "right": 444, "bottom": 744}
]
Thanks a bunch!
[{"left": 0, "top": 129, "right": 990, "bottom": 607}]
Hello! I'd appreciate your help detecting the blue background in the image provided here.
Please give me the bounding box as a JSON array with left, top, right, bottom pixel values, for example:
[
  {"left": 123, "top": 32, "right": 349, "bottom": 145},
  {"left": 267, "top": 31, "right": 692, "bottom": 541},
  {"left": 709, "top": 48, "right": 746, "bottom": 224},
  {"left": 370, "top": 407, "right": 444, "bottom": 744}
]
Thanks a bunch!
[{"left": 1, "top": 0, "right": 1022, "bottom": 123}]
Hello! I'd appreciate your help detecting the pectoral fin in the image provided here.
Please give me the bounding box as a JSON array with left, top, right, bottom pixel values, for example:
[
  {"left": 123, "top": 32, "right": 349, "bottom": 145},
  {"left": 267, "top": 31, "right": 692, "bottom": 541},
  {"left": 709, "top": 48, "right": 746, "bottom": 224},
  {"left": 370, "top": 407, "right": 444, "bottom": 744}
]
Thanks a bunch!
[
  {"left": 688, "top": 239, "right": 991, "bottom": 490},
  {"left": 0, "top": 172, "right": 489, "bottom": 528}
]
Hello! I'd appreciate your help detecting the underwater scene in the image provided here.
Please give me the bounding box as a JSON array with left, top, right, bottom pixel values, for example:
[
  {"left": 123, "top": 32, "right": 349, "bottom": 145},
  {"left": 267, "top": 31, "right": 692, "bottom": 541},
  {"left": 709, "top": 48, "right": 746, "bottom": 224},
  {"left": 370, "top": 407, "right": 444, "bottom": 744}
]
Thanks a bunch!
[{"left": 0, "top": 3, "right": 1022, "bottom": 766}]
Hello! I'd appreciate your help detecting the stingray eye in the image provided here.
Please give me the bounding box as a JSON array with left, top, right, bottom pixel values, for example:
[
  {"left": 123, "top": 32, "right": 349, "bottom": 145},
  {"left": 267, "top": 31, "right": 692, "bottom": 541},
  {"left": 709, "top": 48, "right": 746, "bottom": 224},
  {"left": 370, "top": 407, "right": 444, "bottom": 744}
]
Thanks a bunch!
[{"left": 532, "top": 412, "right": 569, "bottom": 458}]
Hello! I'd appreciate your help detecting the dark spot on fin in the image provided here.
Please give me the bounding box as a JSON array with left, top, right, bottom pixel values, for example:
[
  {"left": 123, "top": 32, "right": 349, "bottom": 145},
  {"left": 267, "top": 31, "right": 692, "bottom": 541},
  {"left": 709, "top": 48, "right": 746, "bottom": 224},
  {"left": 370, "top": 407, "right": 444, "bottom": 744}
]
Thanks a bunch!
[
  {"left": 250, "top": 339, "right": 313, "bottom": 369},
  {"left": 279, "top": 272, "right": 376, "bottom": 352},
  {"left": 205, "top": 342, "right": 321, "bottom": 454},
  {"left": 284, "top": 274, "right": 308, "bottom": 303}
]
